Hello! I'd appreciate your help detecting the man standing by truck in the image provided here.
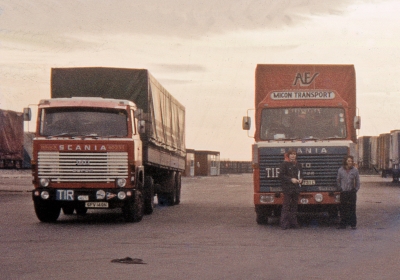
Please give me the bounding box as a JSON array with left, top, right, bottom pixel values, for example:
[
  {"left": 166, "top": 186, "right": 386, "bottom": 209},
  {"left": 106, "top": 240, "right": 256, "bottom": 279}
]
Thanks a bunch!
[
  {"left": 337, "top": 155, "right": 360, "bottom": 229},
  {"left": 279, "top": 149, "right": 303, "bottom": 230}
]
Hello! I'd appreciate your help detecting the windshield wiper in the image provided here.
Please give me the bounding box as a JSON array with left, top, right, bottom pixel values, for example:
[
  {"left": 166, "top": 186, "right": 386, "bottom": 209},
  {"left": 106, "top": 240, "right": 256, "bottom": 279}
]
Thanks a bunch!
[
  {"left": 321, "top": 136, "right": 343, "bottom": 140},
  {"left": 46, "top": 132, "right": 78, "bottom": 138},
  {"left": 81, "top": 133, "right": 99, "bottom": 139},
  {"left": 270, "top": 137, "right": 302, "bottom": 141},
  {"left": 101, "top": 135, "right": 125, "bottom": 138}
]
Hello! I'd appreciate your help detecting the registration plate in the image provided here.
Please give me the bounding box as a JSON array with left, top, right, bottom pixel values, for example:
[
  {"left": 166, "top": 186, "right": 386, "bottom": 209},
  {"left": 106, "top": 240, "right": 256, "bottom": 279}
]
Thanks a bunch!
[
  {"left": 56, "top": 190, "right": 74, "bottom": 201},
  {"left": 85, "top": 202, "right": 109, "bottom": 208}
]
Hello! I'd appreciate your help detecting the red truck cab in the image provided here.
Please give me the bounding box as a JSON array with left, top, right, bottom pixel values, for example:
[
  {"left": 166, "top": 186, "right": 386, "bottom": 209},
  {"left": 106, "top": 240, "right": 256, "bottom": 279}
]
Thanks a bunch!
[
  {"left": 32, "top": 97, "right": 145, "bottom": 222},
  {"left": 244, "top": 64, "right": 360, "bottom": 224}
]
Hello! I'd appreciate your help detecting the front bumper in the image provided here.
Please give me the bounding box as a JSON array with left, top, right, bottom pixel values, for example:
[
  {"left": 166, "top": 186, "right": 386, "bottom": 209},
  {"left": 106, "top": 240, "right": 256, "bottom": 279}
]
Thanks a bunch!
[
  {"left": 32, "top": 187, "right": 135, "bottom": 208},
  {"left": 254, "top": 191, "right": 341, "bottom": 206}
]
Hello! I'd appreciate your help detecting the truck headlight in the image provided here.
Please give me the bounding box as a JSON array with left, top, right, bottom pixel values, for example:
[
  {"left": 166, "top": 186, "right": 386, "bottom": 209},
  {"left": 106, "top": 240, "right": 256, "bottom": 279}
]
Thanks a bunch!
[
  {"left": 96, "top": 190, "right": 106, "bottom": 200},
  {"left": 40, "top": 178, "right": 50, "bottom": 187},
  {"left": 314, "top": 193, "right": 323, "bottom": 203},
  {"left": 118, "top": 191, "right": 127, "bottom": 200},
  {"left": 40, "top": 191, "right": 50, "bottom": 199},
  {"left": 116, "top": 178, "right": 127, "bottom": 188},
  {"left": 260, "top": 195, "right": 274, "bottom": 203}
]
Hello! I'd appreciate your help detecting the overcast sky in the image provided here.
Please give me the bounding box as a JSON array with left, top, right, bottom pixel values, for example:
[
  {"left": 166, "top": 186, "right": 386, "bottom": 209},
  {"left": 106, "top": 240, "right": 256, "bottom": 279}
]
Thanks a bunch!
[{"left": 0, "top": 0, "right": 399, "bottom": 160}]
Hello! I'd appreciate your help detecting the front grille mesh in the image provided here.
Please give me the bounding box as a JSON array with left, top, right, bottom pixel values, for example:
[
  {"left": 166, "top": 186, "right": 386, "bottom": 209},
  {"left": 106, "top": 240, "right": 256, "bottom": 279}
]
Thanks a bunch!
[
  {"left": 38, "top": 152, "right": 128, "bottom": 182},
  {"left": 259, "top": 154, "right": 344, "bottom": 191}
]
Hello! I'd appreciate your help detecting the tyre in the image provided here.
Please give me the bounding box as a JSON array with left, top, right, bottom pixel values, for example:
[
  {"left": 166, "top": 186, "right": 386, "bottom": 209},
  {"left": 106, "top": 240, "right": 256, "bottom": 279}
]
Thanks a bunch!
[
  {"left": 144, "top": 176, "right": 155, "bottom": 215},
  {"left": 255, "top": 205, "right": 272, "bottom": 225},
  {"left": 123, "top": 190, "right": 144, "bottom": 223},
  {"left": 158, "top": 172, "right": 176, "bottom": 206},
  {"left": 62, "top": 206, "right": 74, "bottom": 215},
  {"left": 174, "top": 172, "right": 182, "bottom": 205},
  {"left": 256, "top": 211, "right": 269, "bottom": 225},
  {"left": 75, "top": 206, "right": 88, "bottom": 215},
  {"left": 328, "top": 206, "right": 339, "bottom": 219},
  {"left": 34, "top": 199, "right": 61, "bottom": 223}
]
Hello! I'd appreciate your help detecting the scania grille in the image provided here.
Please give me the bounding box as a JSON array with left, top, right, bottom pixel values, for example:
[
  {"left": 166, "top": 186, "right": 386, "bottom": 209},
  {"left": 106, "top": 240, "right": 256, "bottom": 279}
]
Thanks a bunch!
[
  {"left": 38, "top": 152, "right": 128, "bottom": 182},
  {"left": 259, "top": 153, "right": 345, "bottom": 191}
]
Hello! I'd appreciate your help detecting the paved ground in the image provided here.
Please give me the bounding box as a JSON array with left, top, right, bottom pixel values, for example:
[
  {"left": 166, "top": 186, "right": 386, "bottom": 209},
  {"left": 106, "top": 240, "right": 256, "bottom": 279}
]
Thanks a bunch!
[
  {"left": 1, "top": 171, "right": 400, "bottom": 279},
  {"left": 0, "top": 169, "right": 32, "bottom": 192}
]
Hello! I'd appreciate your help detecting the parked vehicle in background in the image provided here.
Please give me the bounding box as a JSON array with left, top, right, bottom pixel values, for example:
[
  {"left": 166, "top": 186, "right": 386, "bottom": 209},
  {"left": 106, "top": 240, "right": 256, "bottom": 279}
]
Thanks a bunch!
[
  {"left": 28, "top": 67, "right": 186, "bottom": 223},
  {"left": 377, "top": 133, "right": 391, "bottom": 178},
  {"left": 243, "top": 64, "right": 360, "bottom": 224},
  {"left": 356, "top": 136, "right": 379, "bottom": 174},
  {"left": 389, "top": 130, "right": 400, "bottom": 182},
  {"left": 0, "top": 109, "right": 24, "bottom": 169}
]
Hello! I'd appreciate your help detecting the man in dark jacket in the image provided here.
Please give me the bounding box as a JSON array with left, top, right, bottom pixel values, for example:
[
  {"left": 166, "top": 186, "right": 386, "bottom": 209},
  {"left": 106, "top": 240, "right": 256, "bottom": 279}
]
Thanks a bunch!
[{"left": 279, "top": 149, "right": 303, "bottom": 230}]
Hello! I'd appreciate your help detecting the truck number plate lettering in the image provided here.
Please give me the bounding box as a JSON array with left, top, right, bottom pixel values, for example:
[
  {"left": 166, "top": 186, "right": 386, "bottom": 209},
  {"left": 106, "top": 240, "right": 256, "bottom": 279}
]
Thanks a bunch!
[
  {"left": 56, "top": 190, "right": 74, "bottom": 201},
  {"left": 85, "top": 202, "right": 109, "bottom": 208},
  {"left": 302, "top": 180, "right": 316, "bottom": 186}
]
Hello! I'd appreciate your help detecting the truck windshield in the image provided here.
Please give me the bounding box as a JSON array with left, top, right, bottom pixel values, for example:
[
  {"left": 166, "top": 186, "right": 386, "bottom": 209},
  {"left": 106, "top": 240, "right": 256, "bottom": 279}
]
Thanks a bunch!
[
  {"left": 40, "top": 107, "right": 128, "bottom": 137},
  {"left": 260, "top": 108, "right": 347, "bottom": 140}
]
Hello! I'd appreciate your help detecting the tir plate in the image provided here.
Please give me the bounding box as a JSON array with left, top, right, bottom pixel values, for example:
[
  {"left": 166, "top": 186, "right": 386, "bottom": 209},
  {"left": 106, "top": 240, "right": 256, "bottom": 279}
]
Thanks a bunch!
[{"left": 85, "top": 202, "right": 109, "bottom": 208}]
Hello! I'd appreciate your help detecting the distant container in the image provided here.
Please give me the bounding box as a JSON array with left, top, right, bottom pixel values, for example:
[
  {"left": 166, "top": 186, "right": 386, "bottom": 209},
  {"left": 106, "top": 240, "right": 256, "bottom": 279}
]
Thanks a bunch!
[
  {"left": 0, "top": 109, "right": 24, "bottom": 168},
  {"left": 390, "top": 130, "right": 400, "bottom": 181},
  {"left": 370, "top": 136, "right": 378, "bottom": 170},
  {"left": 357, "top": 136, "right": 371, "bottom": 170},
  {"left": 220, "top": 161, "right": 252, "bottom": 174},
  {"left": 185, "top": 150, "right": 220, "bottom": 176},
  {"left": 378, "top": 133, "right": 391, "bottom": 177}
]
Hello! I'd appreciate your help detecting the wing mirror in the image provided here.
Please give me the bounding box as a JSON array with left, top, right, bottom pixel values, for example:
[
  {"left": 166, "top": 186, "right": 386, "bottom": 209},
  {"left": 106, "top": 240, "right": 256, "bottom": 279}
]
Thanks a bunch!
[
  {"left": 354, "top": 116, "right": 361, "bottom": 130},
  {"left": 23, "top": 108, "right": 32, "bottom": 121},
  {"left": 242, "top": 116, "right": 251, "bottom": 130}
]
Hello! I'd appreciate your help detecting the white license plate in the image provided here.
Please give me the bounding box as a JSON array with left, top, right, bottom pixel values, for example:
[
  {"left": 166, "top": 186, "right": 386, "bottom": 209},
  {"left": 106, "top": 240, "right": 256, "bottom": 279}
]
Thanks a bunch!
[{"left": 85, "top": 202, "right": 109, "bottom": 208}]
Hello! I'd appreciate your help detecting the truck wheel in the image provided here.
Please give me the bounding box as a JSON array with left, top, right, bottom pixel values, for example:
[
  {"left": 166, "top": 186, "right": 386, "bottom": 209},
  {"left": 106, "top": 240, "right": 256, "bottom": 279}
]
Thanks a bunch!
[
  {"left": 123, "top": 190, "right": 144, "bottom": 222},
  {"left": 34, "top": 200, "right": 61, "bottom": 223},
  {"left": 75, "top": 206, "right": 87, "bottom": 215},
  {"left": 144, "top": 176, "right": 154, "bottom": 215},
  {"left": 328, "top": 207, "right": 339, "bottom": 219},
  {"left": 255, "top": 205, "right": 272, "bottom": 225},
  {"left": 62, "top": 206, "right": 74, "bottom": 215}
]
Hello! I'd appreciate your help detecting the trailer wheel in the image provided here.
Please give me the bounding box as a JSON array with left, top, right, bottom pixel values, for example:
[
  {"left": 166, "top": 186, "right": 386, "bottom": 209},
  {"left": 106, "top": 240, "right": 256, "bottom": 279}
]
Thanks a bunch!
[
  {"left": 158, "top": 173, "right": 177, "bottom": 206},
  {"left": 144, "top": 176, "right": 155, "bottom": 215},
  {"left": 174, "top": 172, "right": 182, "bottom": 205},
  {"left": 123, "top": 190, "right": 144, "bottom": 222},
  {"left": 34, "top": 200, "right": 61, "bottom": 223},
  {"left": 166, "top": 189, "right": 176, "bottom": 206}
]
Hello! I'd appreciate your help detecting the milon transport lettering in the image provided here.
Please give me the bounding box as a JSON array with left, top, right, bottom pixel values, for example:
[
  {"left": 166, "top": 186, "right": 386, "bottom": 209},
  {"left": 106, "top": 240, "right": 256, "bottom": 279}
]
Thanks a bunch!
[{"left": 271, "top": 91, "right": 335, "bottom": 100}]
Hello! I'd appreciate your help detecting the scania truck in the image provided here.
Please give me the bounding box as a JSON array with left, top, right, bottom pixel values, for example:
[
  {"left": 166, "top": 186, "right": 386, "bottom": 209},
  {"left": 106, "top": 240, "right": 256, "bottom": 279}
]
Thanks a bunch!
[
  {"left": 243, "top": 64, "right": 360, "bottom": 224},
  {"left": 29, "top": 67, "right": 186, "bottom": 222}
]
